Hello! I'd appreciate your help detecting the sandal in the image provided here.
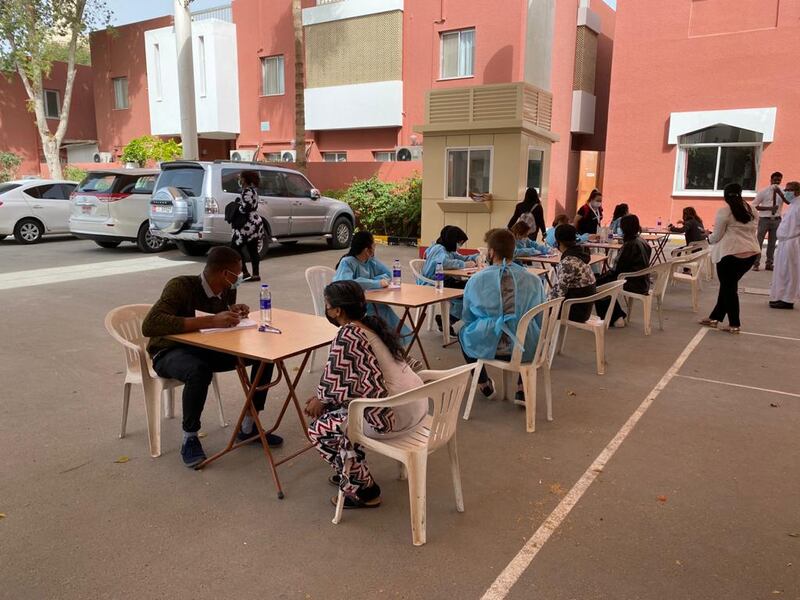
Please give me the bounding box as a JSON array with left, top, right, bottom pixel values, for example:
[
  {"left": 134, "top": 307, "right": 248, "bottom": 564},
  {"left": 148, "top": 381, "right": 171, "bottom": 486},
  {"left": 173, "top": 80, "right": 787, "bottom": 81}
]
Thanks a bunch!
[
  {"left": 480, "top": 378, "right": 497, "bottom": 400},
  {"left": 699, "top": 319, "right": 719, "bottom": 328},
  {"left": 720, "top": 325, "right": 740, "bottom": 334},
  {"left": 329, "top": 493, "right": 381, "bottom": 509},
  {"left": 328, "top": 474, "right": 341, "bottom": 487}
]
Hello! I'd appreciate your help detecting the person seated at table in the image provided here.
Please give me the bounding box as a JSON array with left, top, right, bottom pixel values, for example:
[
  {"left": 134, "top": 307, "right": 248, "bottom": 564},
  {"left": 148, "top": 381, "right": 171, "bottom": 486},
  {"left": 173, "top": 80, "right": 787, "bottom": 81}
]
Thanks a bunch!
[
  {"left": 595, "top": 214, "right": 652, "bottom": 327},
  {"left": 546, "top": 214, "right": 590, "bottom": 247},
  {"left": 305, "top": 281, "right": 427, "bottom": 509},
  {"left": 459, "top": 229, "right": 546, "bottom": 402},
  {"left": 669, "top": 206, "right": 708, "bottom": 245},
  {"left": 609, "top": 203, "right": 629, "bottom": 236},
  {"left": 550, "top": 224, "right": 597, "bottom": 323},
  {"left": 142, "top": 246, "right": 282, "bottom": 468},
  {"left": 334, "top": 230, "right": 410, "bottom": 341},
  {"left": 421, "top": 225, "right": 479, "bottom": 332},
  {"left": 510, "top": 221, "right": 551, "bottom": 258},
  {"left": 423, "top": 225, "right": 454, "bottom": 259}
]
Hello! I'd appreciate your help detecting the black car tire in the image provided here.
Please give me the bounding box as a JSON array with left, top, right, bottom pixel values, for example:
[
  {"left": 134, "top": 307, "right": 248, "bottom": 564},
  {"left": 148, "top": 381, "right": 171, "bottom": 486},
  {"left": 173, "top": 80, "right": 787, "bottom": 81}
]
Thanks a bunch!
[
  {"left": 257, "top": 220, "right": 272, "bottom": 259},
  {"left": 327, "top": 216, "right": 353, "bottom": 249},
  {"left": 137, "top": 222, "right": 169, "bottom": 253},
  {"left": 14, "top": 218, "right": 43, "bottom": 244},
  {"left": 95, "top": 241, "right": 122, "bottom": 249},
  {"left": 176, "top": 240, "right": 210, "bottom": 257}
]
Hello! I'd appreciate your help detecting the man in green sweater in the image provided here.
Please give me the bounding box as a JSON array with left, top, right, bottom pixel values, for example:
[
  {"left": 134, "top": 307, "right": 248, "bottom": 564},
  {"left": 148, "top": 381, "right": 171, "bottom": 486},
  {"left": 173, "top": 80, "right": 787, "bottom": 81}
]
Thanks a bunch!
[{"left": 142, "top": 246, "right": 282, "bottom": 468}]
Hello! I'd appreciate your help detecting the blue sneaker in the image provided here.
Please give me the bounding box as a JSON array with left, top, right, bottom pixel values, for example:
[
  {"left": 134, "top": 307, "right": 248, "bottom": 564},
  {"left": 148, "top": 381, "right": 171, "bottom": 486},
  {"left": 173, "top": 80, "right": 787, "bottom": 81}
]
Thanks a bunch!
[
  {"left": 180, "top": 435, "right": 206, "bottom": 468},
  {"left": 236, "top": 425, "right": 284, "bottom": 448}
]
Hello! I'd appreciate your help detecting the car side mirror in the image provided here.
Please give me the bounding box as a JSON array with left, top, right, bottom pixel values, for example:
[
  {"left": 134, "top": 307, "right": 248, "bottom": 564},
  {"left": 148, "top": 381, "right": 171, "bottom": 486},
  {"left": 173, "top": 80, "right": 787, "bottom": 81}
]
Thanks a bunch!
[{"left": 309, "top": 188, "right": 321, "bottom": 200}]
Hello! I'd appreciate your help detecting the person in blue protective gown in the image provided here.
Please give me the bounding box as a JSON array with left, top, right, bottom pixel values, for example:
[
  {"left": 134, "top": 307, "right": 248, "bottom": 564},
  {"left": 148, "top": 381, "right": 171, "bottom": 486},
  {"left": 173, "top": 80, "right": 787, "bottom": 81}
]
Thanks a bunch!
[
  {"left": 420, "top": 226, "right": 479, "bottom": 333},
  {"left": 334, "top": 231, "right": 411, "bottom": 341},
  {"left": 545, "top": 214, "right": 590, "bottom": 247},
  {"left": 459, "top": 228, "right": 546, "bottom": 403},
  {"left": 510, "top": 221, "right": 552, "bottom": 259}
]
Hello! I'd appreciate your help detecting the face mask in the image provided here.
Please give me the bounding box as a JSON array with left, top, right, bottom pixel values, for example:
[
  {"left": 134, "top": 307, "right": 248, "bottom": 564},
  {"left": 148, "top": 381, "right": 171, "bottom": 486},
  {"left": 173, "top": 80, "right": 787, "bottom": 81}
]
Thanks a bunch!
[
  {"left": 590, "top": 201, "right": 601, "bottom": 209},
  {"left": 224, "top": 270, "right": 243, "bottom": 290},
  {"left": 457, "top": 242, "right": 464, "bottom": 249},
  {"left": 785, "top": 191, "right": 795, "bottom": 203},
  {"left": 325, "top": 307, "right": 339, "bottom": 327}
]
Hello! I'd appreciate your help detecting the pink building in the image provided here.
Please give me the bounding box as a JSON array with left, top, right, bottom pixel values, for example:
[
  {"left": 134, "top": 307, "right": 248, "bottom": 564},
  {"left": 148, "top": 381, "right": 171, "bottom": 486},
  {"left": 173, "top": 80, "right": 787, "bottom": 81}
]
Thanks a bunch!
[{"left": 603, "top": 0, "right": 800, "bottom": 227}]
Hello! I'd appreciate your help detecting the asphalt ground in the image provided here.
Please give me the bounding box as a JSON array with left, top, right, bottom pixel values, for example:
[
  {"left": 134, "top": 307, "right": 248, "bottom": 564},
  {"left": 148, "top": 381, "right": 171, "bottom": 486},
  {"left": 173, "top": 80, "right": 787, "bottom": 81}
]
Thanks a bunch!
[{"left": 0, "top": 235, "right": 798, "bottom": 600}]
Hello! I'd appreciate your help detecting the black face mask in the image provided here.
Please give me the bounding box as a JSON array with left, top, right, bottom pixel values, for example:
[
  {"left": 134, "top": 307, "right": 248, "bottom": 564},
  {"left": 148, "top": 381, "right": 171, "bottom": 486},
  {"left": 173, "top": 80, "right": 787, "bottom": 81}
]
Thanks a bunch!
[{"left": 325, "top": 308, "right": 339, "bottom": 327}]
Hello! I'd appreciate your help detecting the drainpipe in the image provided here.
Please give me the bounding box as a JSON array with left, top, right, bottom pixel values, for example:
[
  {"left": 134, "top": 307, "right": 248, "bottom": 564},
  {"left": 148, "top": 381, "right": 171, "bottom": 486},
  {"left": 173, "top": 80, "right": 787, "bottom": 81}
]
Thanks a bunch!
[{"left": 174, "top": 0, "right": 199, "bottom": 160}]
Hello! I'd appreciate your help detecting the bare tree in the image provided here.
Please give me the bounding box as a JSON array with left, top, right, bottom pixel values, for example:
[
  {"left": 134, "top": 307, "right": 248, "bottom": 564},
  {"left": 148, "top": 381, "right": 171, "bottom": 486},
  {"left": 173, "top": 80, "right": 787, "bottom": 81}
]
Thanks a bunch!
[
  {"left": 0, "top": 0, "right": 111, "bottom": 179},
  {"left": 292, "top": 0, "right": 306, "bottom": 169}
]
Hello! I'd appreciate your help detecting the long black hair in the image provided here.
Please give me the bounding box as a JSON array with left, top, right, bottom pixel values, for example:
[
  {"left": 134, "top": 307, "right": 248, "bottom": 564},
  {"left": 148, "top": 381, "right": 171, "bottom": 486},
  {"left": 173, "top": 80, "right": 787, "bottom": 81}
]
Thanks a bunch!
[
  {"left": 723, "top": 183, "right": 754, "bottom": 224},
  {"left": 442, "top": 226, "right": 468, "bottom": 252},
  {"left": 521, "top": 187, "right": 540, "bottom": 209},
  {"left": 336, "top": 230, "right": 374, "bottom": 269},
  {"left": 324, "top": 280, "right": 405, "bottom": 361},
  {"left": 435, "top": 225, "right": 454, "bottom": 245},
  {"left": 611, "top": 203, "right": 629, "bottom": 221},
  {"left": 619, "top": 214, "right": 641, "bottom": 242}
]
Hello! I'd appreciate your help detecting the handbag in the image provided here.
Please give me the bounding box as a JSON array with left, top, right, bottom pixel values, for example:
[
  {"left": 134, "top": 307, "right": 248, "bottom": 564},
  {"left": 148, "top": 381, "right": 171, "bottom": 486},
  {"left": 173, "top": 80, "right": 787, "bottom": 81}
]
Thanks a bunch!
[{"left": 224, "top": 197, "right": 248, "bottom": 230}]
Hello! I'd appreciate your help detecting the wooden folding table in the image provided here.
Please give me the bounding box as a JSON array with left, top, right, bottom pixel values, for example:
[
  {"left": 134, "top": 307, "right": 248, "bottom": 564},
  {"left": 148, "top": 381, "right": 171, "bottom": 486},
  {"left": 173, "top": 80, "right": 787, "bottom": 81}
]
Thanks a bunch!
[
  {"left": 365, "top": 284, "right": 463, "bottom": 369},
  {"left": 167, "top": 309, "right": 337, "bottom": 499}
]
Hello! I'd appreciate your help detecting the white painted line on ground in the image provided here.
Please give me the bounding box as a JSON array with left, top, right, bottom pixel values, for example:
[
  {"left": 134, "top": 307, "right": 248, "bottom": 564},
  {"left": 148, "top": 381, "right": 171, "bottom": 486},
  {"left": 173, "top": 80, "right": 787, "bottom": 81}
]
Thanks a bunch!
[
  {"left": 740, "top": 331, "right": 800, "bottom": 343},
  {"left": 675, "top": 374, "right": 800, "bottom": 399},
  {"left": 0, "top": 256, "right": 190, "bottom": 291},
  {"left": 480, "top": 327, "right": 710, "bottom": 600}
]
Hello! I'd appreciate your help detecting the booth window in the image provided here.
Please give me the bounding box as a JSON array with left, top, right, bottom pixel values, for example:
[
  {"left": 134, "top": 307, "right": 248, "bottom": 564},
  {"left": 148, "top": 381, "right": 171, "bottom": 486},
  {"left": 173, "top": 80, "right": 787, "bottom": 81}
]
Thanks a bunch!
[
  {"left": 675, "top": 125, "right": 760, "bottom": 193},
  {"left": 446, "top": 147, "right": 491, "bottom": 198}
]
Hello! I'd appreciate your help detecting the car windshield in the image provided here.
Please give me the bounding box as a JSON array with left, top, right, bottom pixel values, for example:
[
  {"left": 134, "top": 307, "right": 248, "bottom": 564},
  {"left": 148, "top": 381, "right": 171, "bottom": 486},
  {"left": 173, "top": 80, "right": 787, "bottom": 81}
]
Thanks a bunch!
[
  {"left": 155, "top": 167, "right": 205, "bottom": 197},
  {"left": 78, "top": 174, "right": 115, "bottom": 193},
  {"left": 0, "top": 183, "right": 21, "bottom": 195}
]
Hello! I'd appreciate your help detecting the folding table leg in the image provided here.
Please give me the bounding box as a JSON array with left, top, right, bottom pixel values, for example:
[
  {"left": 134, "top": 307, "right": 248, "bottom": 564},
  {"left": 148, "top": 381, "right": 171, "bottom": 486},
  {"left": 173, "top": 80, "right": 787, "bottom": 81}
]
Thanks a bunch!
[{"left": 400, "top": 306, "right": 431, "bottom": 369}]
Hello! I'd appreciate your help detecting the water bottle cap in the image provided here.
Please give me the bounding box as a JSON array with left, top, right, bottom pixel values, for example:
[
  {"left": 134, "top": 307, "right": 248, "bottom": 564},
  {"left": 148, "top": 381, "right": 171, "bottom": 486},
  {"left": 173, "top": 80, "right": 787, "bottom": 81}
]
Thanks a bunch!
[{"left": 261, "top": 283, "right": 269, "bottom": 288}]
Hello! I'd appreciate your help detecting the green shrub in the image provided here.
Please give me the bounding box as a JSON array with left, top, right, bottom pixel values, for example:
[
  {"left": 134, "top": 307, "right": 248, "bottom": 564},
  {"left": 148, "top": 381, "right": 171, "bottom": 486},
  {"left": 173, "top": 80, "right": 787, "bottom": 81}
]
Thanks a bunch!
[
  {"left": 121, "top": 135, "right": 182, "bottom": 166},
  {"left": 338, "top": 173, "right": 421, "bottom": 239},
  {"left": 0, "top": 151, "right": 22, "bottom": 183},
  {"left": 63, "top": 165, "right": 87, "bottom": 183}
]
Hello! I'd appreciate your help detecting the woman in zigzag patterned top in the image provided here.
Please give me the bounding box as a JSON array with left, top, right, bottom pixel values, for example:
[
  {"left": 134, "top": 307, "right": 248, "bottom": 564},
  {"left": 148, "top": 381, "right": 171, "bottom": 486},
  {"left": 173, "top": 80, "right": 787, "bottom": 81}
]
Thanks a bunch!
[{"left": 304, "top": 281, "right": 426, "bottom": 509}]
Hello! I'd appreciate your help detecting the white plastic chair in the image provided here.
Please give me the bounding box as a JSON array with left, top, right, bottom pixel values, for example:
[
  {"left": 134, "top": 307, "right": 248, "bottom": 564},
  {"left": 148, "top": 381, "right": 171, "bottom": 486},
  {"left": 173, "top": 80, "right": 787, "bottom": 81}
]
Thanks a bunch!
[
  {"left": 409, "top": 258, "right": 451, "bottom": 344},
  {"left": 304, "top": 266, "right": 335, "bottom": 372},
  {"left": 556, "top": 281, "right": 625, "bottom": 375},
  {"left": 462, "top": 297, "right": 563, "bottom": 433},
  {"left": 104, "top": 304, "right": 227, "bottom": 458},
  {"left": 619, "top": 262, "right": 673, "bottom": 335},
  {"left": 332, "top": 364, "right": 477, "bottom": 546},
  {"left": 669, "top": 247, "right": 712, "bottom": 312}
]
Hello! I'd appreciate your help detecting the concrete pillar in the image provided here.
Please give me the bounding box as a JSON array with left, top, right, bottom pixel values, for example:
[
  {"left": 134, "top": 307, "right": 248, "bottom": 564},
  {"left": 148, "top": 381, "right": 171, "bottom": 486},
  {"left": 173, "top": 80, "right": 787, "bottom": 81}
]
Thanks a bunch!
[{"left": 174, "top": 0, "right": 199, "bottom": 160}]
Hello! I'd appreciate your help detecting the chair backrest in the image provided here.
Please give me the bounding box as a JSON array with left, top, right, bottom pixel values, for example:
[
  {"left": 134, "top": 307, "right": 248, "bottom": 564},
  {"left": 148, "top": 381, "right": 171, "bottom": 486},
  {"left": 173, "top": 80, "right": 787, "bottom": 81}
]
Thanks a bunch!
[
  {"left": 423, "top": 365, "right": 477, "bottom": 453},
  {"left": 650, "top": 261, "right": 674, "bottom": 300},
  {"left": 671, "top": 239, "right": 709, "bottom": 259},
  {"left": 305, "top": 266, "right": 335, "bottom": 317},
  {"left": 511, "top": 297, "right": 563, "bottom": 368},
  {"left": 562, "top": 280, "right": 626, "bottom": 328},
  {"left": 409, "top": 259, "right": 432, "bottom": 285},
  {"left": 104, "top": 304, "right": 152, "bottom": 374}
]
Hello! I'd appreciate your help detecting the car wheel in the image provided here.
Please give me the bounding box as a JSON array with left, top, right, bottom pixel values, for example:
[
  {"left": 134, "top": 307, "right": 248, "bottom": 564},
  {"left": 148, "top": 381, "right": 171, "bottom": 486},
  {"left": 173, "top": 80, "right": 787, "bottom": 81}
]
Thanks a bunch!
[
  {"left": 0, "top": 235, "right": 7, "bottom": 241},
  {"left": 176, "top": 241, "right": 209, "bottom": 257},
  {"left": 14, "top": 218, "right": 43, "bottom": 244},
  {"left": 95, "top": 241, "right": 122, "bottom": 249},
  {"left": 257, "top": 221, "right": 272, "bottom": 258},
  {"left": 137, "top": 222, "right": 168, "bottom": 253},
  {"left": 327, "top": 217, "right": 353, "bottom": 249}
]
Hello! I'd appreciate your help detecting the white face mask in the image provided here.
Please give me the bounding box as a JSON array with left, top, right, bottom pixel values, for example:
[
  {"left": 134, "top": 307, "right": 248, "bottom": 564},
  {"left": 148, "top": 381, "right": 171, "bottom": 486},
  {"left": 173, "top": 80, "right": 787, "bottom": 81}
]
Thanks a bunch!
[
  {"left": 590, "top": 201, "right": 602, "bottom": 209},
  {"left": 785, "top": 191, "right": 796, "bottom": 204}
]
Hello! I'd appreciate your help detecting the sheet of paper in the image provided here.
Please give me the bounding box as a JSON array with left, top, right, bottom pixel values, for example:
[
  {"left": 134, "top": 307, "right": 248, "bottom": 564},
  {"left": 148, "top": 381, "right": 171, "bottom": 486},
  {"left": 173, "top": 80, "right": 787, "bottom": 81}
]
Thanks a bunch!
[{"left": 199, "top": 318, "right": 258, "bottom": 334}]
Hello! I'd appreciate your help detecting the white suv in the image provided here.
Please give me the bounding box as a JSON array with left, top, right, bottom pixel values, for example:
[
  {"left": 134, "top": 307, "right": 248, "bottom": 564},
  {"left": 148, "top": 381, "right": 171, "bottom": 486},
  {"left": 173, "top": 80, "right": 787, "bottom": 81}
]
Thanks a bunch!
[
  {"left": 0, "top": 179, "right": 78, "bottom": 244},
  {"left": 69, "top": 169, "right": 168, "bottom": 252}
]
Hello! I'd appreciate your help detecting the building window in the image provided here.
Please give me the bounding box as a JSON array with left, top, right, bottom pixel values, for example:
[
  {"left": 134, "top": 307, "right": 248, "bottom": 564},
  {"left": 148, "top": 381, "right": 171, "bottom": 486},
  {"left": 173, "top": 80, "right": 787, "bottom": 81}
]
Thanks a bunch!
[
  {"left": 675, "top": 125, "right": 760, "bottom": 194},
  {"left": 323, "top": 152, "right": 347, "bottom": 162},
  {"left": 374, "top": 151, "right": 396, "bottom": 162},
  {"left": 43, "top": 89, "right": 60, "bottom": 119},
  {"left": 261, "top": 55, "right": 285, "bottom": 96},
  {"left": 527, "top": 148, "right": 544, "bottom": 193},
  {"left": 153, "top": 44, "right": 162, "bottom": 100},
  {"left": 113, "top": 77, "right": 129, "bottom": 110},
  {"left": 446, "top": 147, "right": 491, "bottom": 197},
  {"left": 197, "top": 36, "right": 207, "bottom": 97},
  {"left": 440, "top": 28, "right": 475, "bottom": 79}
]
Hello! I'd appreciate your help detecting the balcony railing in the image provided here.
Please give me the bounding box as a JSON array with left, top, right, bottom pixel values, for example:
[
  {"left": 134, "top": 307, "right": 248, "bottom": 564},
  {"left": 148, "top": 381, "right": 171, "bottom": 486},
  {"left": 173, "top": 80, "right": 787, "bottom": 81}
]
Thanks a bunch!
[
  {"left": 316, "top": 0, "right": 345, "bottom": 5},
  {"left": 191, "top": 4, "right": 232, "bottom": 23}
]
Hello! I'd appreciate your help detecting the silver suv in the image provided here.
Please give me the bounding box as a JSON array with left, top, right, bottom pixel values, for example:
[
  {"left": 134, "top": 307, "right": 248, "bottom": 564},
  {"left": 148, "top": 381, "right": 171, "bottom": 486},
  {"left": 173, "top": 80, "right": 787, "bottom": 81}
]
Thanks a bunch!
[{"left": 148, "top": 161, "right": 355, "bottom": 257}]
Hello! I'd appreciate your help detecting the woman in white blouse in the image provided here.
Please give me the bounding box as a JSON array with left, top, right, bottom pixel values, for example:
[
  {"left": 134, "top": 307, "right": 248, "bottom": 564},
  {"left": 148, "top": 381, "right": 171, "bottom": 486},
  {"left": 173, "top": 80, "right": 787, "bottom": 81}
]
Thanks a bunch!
[{"left": 700, "top": 183, "right": 760, "bottom": 333}]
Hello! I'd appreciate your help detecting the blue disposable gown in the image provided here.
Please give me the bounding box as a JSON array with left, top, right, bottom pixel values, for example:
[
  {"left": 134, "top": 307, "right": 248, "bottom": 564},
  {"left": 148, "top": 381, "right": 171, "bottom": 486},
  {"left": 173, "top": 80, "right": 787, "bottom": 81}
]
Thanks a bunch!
[
  {"left": 420, "top": 243, "right": 479, "bottom": 319},
  {"left": 459, "top": 261, "right": 547, "bottom": 362},
  {"left": 545, "top": 227, "right": 590, "bottom": 247},
  {"left": 333, "top": 256, "right": 411, "bottom": 339},
  {"left": 514, "top": 238, "right": 551, "bottom": 257}
]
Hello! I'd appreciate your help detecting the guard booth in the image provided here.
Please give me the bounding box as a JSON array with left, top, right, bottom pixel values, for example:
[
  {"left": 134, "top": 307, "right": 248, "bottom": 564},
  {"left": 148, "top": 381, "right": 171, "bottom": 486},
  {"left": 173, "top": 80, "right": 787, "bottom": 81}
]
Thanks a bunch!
[{"left": 415, "top": 82, "right": 559, "bottom": 248}]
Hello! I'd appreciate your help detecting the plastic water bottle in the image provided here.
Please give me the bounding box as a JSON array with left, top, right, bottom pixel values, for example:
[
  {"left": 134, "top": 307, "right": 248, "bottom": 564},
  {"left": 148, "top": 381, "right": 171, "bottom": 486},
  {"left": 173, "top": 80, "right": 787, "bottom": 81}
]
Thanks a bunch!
[
  {"left": 434, "top": 262, "right": 444, "bottom": 292},
  {"left": 392, "top": 259, "right": 402, "bottom": 287},
  {"left": 259, "top": 283, "right": 272, "bottom": 326}
]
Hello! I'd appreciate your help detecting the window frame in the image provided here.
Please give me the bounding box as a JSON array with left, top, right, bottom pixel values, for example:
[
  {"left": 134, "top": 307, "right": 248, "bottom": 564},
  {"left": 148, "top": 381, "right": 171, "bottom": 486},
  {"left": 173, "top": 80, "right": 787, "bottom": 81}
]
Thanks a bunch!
[
  {"left": 673, "top": 137, "right": 761, "bottom": 198},
  {"left": 444, "top": 145, "right": 494, "bottom": 199},
  {"left": 112, "top": 77, "right": 129, "bottom": 110},
  {"left": 43, "top": 89, "right": 60, "bottom": 119},
  {"left": 322, "top": 152, "right": 347, "bottom": 163},
  {"left": 439, "top": 28, "right": 476, "bottom": 81},
  {"left": 373, "top": 151, "right": 396, "bottom": 162},
  {"left": 260, "top": 55, "right": 285, "bottom": 97}
]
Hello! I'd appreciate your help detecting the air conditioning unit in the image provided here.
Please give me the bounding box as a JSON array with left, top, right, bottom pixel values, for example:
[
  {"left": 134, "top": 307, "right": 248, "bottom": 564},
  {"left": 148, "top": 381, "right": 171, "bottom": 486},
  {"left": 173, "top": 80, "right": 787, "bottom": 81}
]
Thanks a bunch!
[
  {"left": 280, "top": 150, "right": 296, "bottom": 162},
  {"left": 395, "top": 146, "right": 423, "bottom": 162},
  {"left": 93, "top": 151, "right": 113, "bottom": 163},
  {"left": 230, "top": 149, "right": 256, "bottom": 162}
]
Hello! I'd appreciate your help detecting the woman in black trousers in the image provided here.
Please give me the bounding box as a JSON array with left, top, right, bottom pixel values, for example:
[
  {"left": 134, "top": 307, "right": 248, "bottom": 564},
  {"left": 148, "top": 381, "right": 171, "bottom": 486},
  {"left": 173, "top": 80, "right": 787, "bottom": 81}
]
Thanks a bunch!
[
  {"left": 700, "top": 184, "right": 760, "bottom": 333},
  {"left": 507, "top": 187, "right": 546, "bottom": 241}
]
